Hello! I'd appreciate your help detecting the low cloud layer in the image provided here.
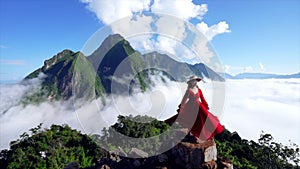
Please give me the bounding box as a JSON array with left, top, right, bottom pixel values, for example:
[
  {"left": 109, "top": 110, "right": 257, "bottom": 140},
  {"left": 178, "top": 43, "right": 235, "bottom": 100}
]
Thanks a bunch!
[
  {"left": 0, "top": 74, "right": 45, "bottom": 113},
  {"left": 0, "top": 75, "right": 187, "bottom": 149},
  {"left": 1, "top": 77, "right": 299, "bottom": 150},
  {"left": 222, "top": 79, "right": 300, "bottom": 146}
]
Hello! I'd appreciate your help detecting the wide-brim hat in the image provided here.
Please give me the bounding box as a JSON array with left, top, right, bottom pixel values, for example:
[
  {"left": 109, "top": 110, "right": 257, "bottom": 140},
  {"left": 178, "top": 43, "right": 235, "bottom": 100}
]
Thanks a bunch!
[{"left": 187, "top": 75, "right": 202, "bottom": 83}]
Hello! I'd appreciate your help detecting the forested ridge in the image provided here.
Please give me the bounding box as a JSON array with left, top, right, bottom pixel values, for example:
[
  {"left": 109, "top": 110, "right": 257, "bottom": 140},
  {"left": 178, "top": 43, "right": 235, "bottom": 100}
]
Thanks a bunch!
[{"left": 0, "top": 115, "right": 299, "bottom": 169}]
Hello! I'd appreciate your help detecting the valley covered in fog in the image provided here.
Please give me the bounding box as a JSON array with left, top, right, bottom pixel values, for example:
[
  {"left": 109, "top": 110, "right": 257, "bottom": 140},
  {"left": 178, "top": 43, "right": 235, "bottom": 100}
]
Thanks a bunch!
[{"left": 1, "top": 76, "right": 299, "bottom": 149}]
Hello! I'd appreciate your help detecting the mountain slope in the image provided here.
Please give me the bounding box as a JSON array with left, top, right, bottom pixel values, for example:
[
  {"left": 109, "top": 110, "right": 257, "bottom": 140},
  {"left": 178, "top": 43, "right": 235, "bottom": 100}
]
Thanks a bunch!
[
  {"left": 25, "top": 50, "right": 105, "bottom": 101},
  {"left": 143, "top": 52, "right": 225, "bottom": 82},
  {"left": 143, "top": 52, "right": 192, "bottom": 81},
  {"left": 88, "top": 34, "right": 146, "bottom": 93},
  {"left": 24, "top": 34, "right": 225, "bottom": 102},
  {"left": 189, "top": 63, "right": 225, "bottom": 81}
]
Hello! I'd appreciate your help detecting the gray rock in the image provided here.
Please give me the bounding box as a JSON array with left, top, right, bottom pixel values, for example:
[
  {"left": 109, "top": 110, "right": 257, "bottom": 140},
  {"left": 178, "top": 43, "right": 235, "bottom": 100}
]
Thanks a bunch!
[
  {"left": 64, "top": 162, "right": 80, "bottom": 169},
  {"left": 99, "top": 164, "right": 111, "bottom": 169},
  {"left": 158, "top": 154, "right": 168, "bottom": 163},
  {"left": 128, "top": 148, "right": 149, "bottom": 158},
  {"left": 204, "top": 141, "right": 217, "bottom": 162},
  {"left": 132, "top": 159, "right": 141, "bottom": 168},
  {"left": 109, "top": 147, "right": 127, "bottom": 162},
  {"left": 217, "top": 157, "right": 234, "bottom": 169},
  {"left": 171, "top": 139, "right": 218, "bottom": 169}
]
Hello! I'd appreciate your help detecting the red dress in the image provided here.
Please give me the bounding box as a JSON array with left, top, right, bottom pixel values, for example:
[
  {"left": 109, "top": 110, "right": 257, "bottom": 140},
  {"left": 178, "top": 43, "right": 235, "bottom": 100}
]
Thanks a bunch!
[{"left": 167, "top": 87, "right": 224, "bottom": 140}]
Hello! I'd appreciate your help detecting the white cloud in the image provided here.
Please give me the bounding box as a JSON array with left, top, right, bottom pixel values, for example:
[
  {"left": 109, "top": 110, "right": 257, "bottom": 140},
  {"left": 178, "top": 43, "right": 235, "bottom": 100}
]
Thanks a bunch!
[
  {"left": 259, "top": 62, "right": 265, "bottom": 71},
  {"left": 155, "top": 15, "right": 187, "bottom": 41},
  {"left": 80, "top": 0, "right": 230, "bottom": 65},
  {"left": 225, "top": 65, "right": 261, "bottom": 75},
  {"left": 0, "top": 73, "right": 45, "bottom": 113},
  {"left": 0, "top": 59, "right": 26, "bottom": 65},
  {"left": 155, "top": 37, "right": 176, "bottom": 55},
  {"left": 126, "top": 35, "right": 155, "bottom": 53},
  {"left": 127, "top": 35, "right": 155, "bottom": 53},
  {"left": 196, "top": 21, "right": 231, "bottom": 40},
  {"left": 110, "top": 14, "right": 153, "bottom": 37},
  {"left": 214, "top": 62, "right": 224, "bottom": 73},
  {"left": 0, "top": 74, "right": 186, "bottom": 149},
  {"left": 1, "top": 75, "right": 299, "bottom": 150},
  {"left": 243, "top": 66, "right": 253, "bottom": 72},
  {"left": 191, "top": 34, "right": 214, "bottom": 64},
  {"left": 222, "top": 79, "right": 300, "bottom": 146},
  {"left": 80, "top": 0, "right": 230, "bottom": 46},
  {"left": 154, "top": 36, "right": 200, "bottom": 63},
  {"left": 224, "top": 63, "right": 268, "bottom": 76},
  {"left": 0, "top": 100, "right": 82, "bottom": 148},
  {"left": 224, "top": 65, "right": 230, "bottom": 74},
  {"left": 125, "top": 15, "right": 193, "bottom": 63},
  {"left": 81, "top": 0, "right": 208, "bottom": 25},
  {"left": 80, "top": 0, "right": 151, "bottom": 24},
  {"left": 128, "top": 34, "right": 200, "bottom": 64},
  {"left": 151, "top": 0, "right": 208, "bottom": 21}
]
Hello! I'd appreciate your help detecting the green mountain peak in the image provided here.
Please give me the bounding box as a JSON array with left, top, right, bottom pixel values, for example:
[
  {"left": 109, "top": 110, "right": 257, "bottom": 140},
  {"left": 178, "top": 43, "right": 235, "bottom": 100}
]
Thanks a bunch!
[
  {"left": 23, "top": 34, "right": 224, "bottom": 104},
  {"left": 24, "top": 50, "right": 105, "bottom": 103},
  {"left": 87, "top": 34, "right": 146, "bottom": 93}
]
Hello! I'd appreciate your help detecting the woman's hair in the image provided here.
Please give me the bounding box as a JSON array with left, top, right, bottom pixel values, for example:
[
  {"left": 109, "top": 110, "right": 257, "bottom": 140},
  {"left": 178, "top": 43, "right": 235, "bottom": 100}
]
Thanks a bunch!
[{"left": 187, "top": 81, "right": 198, "bottom": 88}]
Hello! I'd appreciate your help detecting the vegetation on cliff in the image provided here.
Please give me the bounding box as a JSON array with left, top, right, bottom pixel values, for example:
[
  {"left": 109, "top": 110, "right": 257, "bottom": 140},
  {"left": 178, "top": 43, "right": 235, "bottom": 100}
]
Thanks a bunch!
[
  {"left": 0, "top": 124, "right": 107, "bottom": 169},
  {"left": 1, "top": 116, "right": 299, "bottom": 169}
]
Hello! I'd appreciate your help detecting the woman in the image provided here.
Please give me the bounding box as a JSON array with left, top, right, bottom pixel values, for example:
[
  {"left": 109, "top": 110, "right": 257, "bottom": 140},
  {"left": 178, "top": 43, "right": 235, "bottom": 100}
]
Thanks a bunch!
[{"left": 166, "top": 75, "right": 224, "bottom": 142}]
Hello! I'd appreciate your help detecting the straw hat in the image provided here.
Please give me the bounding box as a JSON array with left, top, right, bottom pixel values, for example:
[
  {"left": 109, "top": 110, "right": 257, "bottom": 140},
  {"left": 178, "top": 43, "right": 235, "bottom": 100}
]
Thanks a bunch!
[{"left": 187, "top": 75, "right": 201, "bottom": 83}]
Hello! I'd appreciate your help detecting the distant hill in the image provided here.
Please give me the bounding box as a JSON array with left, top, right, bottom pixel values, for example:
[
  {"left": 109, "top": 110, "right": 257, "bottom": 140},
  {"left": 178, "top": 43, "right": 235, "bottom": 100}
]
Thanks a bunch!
[
  {"left": 143, "top": 52, "right": 224, "bottom": 82},
  {"left": 224, "top": 72, "right": 300, "bottom": 79}
]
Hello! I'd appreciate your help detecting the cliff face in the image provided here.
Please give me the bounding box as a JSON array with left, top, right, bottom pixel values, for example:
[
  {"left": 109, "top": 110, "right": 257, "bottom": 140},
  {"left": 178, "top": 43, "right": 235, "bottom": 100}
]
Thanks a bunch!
[
  {"left": 24, "top": 50, "right": 105, "bottom": 102},
  {"left": 43, "top": 50, "right": 74, "bottom": 71}
]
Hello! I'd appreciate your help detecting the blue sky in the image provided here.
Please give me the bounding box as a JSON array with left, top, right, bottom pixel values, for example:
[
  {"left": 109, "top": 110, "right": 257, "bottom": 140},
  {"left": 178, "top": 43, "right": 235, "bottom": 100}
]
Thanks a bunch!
[{"left": 0, "top": 0, "right": 299, "bottom": 83}]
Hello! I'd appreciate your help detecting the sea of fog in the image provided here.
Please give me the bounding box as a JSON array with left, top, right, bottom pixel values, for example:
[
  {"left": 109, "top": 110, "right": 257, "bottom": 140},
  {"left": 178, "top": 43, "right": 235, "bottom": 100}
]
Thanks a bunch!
[{"left": 0, "top": 76, "right": 299, "bottom": 149}]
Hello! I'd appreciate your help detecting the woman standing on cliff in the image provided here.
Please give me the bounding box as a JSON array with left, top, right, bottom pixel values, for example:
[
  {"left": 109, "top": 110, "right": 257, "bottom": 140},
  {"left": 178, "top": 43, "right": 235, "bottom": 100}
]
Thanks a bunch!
[{"left": 166, "top": 76, "right": 224, "bottom": 142}]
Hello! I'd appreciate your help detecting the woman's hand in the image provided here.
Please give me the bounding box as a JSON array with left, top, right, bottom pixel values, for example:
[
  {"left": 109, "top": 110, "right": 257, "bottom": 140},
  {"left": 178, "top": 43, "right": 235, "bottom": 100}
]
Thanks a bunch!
[{"left": 177, "top": 104, "right": 184, "bottom": 113}]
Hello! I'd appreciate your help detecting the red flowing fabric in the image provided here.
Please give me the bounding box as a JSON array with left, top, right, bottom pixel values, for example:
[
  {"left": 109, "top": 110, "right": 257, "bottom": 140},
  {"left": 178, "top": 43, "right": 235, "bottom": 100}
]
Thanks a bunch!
[{"left": 168, "top": 88, "right": 224, "bottom": 140}]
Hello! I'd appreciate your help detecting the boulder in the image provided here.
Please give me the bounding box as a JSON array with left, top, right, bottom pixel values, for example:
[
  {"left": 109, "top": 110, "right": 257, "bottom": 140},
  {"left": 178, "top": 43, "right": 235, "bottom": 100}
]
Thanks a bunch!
[
  {"left": 64, "top": 162, "right": 80, "bottom": 169},
  {"left": 217, "top": 157, "right": 234, "bottom": 169},
  {"left": 170, "top": 139, "right": 218, "bottom": 169},
  {"left": 128, "top": 148, "right": 149, "bottom": 158},
  {"left": 74, "top": 128, "right": 233, "bottom": 169}
]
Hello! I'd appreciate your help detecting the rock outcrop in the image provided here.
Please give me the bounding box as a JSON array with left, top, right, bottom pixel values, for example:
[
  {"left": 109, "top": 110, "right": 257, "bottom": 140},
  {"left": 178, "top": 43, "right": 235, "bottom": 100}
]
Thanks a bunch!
[
  {"left": 65, "top": 132, "right": 233, "bottom": 169},
  {"left": 156, "top": 139, "right": 218, "bottom": 169}
]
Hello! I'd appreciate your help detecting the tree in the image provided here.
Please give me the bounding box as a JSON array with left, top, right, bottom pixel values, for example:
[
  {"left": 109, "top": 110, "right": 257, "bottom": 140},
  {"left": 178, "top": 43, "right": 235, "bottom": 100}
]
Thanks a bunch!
[
  {"left": 0, "top": 124, "right": 108, "bottom": 169},
  {"left": 215, "top": 129, "right": 300, "bottom": 169},
  {"left": 98, "top": 115, "right": 171, "bottom": 156}
]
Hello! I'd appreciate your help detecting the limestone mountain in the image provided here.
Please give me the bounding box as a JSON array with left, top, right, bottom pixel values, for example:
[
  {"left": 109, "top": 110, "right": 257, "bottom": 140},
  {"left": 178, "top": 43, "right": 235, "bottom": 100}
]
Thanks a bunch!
[
  {"left": 25, "top": 50, "right": 105, "bottom": 101},
  {"left": 87, "top": 34, "right": 146, "bottom": 93},
  {"left": 24, "top": 34, "right": 224, "bottom": 102},
  {"left": 143, "top": 52, "right": 225, "bottom": 82}
]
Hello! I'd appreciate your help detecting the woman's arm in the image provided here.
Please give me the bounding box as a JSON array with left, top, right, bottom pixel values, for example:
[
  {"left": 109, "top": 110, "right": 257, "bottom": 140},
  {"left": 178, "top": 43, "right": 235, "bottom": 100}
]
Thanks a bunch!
[
  {"left": 180, "top": 89, "right": 190, "bottom": 109},
  {"left": 198, "top": 88, "right": 209, "bottom": 110}
]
